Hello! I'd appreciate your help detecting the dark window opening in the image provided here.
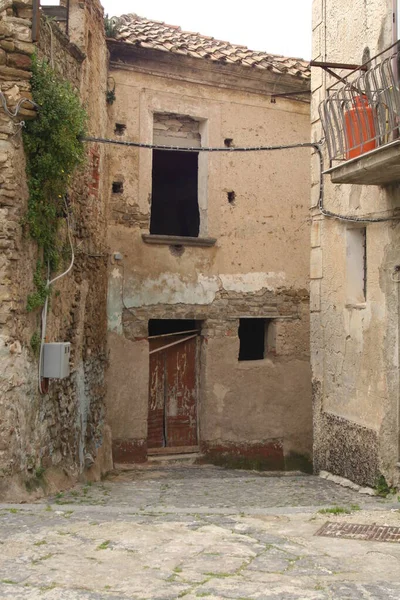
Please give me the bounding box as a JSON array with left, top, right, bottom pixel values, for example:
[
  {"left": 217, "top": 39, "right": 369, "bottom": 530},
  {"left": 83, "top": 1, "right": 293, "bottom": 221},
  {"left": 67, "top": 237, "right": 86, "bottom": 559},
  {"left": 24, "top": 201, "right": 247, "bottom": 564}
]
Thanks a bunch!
[
  {"left": 112, "top": 181, "right": 123, "bottom": 194},
  {"left": 238, "top": 318, "right": 269, "bottom": 361},
  {"left": 148, "top": 319, "right": 198, "bottom": 337},
  {"left": 227, "top": 191, "right": 236, "bottom": 203},
  {"left": 114, "top": 123, "right": 126, "bottom": 135},
  {"left": 224, "top": 138, "right": 233, "bottom": 147},
  {"left": 150, "top": 150, "right": 199, "bottom": 237}
]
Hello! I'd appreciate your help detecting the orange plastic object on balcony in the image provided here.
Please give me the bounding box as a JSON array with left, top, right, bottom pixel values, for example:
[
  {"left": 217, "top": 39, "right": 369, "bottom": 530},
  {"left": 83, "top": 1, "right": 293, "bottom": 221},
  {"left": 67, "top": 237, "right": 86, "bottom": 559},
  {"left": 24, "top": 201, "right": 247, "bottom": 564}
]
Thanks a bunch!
[{"left": 344, "top": 95, "right": 376, "bottom": 159}]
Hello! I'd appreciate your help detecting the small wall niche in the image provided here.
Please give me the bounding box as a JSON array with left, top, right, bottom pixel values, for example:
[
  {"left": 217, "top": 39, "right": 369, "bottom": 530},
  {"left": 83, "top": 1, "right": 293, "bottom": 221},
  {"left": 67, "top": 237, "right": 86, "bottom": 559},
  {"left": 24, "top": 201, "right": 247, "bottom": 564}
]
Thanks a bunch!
[
  {"left": 112, "top": 181, "right": 123, "bottom": 194},
  {"left": 114, "top": 123, "right": 126, "bottom": 135},
  {"left": 227, "top": 191, "right": 236, "bottom": 204}
]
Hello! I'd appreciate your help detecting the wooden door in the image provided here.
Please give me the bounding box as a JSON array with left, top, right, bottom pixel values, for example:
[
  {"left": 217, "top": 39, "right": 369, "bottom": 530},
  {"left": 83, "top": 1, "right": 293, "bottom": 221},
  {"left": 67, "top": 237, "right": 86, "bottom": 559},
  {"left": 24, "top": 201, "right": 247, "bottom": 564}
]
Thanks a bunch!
[{"left": 148, "top": 333, "right": 198, "bottom": 449}]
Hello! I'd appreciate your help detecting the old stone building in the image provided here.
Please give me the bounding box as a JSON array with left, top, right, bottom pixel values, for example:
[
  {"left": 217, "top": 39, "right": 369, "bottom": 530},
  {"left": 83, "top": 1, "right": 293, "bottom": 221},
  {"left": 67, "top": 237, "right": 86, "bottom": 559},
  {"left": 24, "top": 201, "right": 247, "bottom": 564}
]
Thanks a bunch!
[
  {"left": 0, "top": 2, "right": 313, "bottom": 499},
  {"left": 0, "top": 0, "right": 112, "bottom": 500},
  {"left": 311, "top": 0, "right": 400, "bottom": 486},
  {"left": 105, "top": 15, "right": 313, "bottom": 469}
]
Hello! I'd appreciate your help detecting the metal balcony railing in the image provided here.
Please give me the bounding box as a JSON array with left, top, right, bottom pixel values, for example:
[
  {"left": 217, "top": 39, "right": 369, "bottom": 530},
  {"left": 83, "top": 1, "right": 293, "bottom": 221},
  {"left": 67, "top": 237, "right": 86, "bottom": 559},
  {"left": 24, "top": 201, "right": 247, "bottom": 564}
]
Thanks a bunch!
[{"left": 319, "top": 43, "right": 400, "bottom": 165}]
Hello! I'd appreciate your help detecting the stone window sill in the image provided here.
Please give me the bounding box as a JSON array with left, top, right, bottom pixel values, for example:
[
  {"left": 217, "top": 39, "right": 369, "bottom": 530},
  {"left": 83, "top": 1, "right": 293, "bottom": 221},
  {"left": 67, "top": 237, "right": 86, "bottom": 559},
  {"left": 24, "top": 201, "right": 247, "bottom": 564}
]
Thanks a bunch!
[
  {"left": 238, "top": 356, "right": 276, "bottom": 368},
  {"left": 142, "top": 234, "right": 217, "bottom": 247},
  {"left": 324, "top": 140, "right": 400, "bottom": 186}
]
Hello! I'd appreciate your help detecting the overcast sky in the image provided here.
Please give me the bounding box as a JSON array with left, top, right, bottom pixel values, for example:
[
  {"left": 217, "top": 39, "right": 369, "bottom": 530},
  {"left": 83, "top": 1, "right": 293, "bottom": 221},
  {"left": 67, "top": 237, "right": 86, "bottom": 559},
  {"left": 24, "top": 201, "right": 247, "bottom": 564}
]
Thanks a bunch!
[{"left": 100, "top": 0, "right": 313, "bottom": 60}]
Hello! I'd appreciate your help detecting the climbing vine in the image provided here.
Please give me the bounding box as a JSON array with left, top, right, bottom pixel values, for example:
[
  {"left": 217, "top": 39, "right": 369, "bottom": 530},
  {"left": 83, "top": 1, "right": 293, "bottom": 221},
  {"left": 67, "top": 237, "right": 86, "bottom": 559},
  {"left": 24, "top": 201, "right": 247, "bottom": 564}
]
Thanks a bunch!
[{"left": 23, "top": 54, "right": 87, "bottom": 310}]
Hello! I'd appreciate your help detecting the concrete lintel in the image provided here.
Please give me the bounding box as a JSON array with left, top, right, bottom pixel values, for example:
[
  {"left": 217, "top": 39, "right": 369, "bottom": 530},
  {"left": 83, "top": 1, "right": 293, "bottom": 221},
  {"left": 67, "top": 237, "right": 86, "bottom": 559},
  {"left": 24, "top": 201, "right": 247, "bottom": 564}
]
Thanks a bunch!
[{"left": 325, "top": 140, "right": 400, "bottom": 185}]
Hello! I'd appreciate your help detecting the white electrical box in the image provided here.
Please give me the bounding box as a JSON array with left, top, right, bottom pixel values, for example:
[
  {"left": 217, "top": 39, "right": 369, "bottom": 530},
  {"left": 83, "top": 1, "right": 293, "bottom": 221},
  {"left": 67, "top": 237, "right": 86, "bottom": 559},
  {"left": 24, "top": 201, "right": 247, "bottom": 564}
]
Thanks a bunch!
[{"left": 42, "top": 343, "right": 71, "bottom": 379}]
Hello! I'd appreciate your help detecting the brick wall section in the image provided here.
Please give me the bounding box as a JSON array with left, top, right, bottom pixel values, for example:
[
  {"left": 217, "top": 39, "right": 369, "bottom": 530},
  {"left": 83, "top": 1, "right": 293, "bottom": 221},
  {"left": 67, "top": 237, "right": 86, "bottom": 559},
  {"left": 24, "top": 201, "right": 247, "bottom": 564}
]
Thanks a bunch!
[
  {"left": 0, "top": 1, "right": 111, "bottom": 500},
  {"left": 122, "top": 286, "right": 309, "bottom": 352}
]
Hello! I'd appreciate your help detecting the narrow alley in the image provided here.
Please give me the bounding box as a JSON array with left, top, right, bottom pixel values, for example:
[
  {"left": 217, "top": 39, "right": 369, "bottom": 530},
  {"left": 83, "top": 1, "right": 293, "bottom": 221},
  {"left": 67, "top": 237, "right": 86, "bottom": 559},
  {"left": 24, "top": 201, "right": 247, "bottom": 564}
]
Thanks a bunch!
[{"left": 0, "top": 465, "right": 399, "bottom": 599}]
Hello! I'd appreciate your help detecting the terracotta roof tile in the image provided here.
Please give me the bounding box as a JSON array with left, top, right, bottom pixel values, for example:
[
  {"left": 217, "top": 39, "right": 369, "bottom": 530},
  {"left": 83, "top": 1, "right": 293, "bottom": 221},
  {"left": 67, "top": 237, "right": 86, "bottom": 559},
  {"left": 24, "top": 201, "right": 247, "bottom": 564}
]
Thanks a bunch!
[{"left": 113, "top": 14, "right": 310, "bottom": 81}]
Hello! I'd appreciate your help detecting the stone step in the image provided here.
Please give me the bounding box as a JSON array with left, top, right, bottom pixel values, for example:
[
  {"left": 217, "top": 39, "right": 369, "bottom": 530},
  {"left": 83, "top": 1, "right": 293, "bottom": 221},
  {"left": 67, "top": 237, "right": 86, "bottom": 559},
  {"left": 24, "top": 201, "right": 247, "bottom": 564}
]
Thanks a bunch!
[{"left": 148, "top": 452, "right": 201, "bottom": 464}]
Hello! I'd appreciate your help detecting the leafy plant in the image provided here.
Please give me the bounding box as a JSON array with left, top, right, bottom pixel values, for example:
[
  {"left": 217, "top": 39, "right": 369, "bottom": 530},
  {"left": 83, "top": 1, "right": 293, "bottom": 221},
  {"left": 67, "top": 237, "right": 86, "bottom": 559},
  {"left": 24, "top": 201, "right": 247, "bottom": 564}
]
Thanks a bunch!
[
  {"left": 375, "top": 474, "right": 397, "bottom": 497},
  {"left": 30, "top": 329, "right": 41, "bottom": 355},
  {"left": 318, "top": 506, "right": 351, "bottom": 515},
  {"left": 27, "top": 260, "right": 50, "bottom": 311},
  {"left": 104, "top": 14, "right": 118, "bottom": 38},
  {"left": 106, "top": 89, "right": 116, "bottom": 105},
  {"left": 23, "top": 54, "right": 87, "bottom": 309},
  {"left": 96, "top": 540, "right": 111, "bottom": 550}
]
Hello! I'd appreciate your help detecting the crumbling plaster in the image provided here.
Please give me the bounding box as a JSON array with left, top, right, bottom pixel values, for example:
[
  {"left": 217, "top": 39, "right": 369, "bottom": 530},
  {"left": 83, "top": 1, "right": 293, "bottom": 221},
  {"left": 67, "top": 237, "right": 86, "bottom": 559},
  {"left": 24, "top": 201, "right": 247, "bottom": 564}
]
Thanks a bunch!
[
  {"left": 311, "top": 0, "right": 400, "bottom": 486},
  {"left": 105, "top": 50, "right": 312, "bottom": 465}
]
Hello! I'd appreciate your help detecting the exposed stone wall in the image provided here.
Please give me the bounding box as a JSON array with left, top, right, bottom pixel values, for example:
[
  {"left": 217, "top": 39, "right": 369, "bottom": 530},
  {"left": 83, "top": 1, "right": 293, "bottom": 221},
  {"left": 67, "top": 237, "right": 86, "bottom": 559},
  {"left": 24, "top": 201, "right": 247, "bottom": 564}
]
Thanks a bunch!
[
  {"left": 153, "top": 112, "right": 201, "bottom": 145},
  {"left": 311, "top": 0, "right": 400, "bottom": 487},
  {"left": 0, "top": 0, "right": 111, "bottom": 500}
]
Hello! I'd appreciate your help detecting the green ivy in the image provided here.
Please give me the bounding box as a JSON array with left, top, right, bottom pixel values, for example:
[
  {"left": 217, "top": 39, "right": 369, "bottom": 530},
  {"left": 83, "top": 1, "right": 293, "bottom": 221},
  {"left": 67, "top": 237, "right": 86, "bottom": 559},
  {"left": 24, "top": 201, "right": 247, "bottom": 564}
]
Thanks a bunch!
[
  {"left": 30, "top": 329, "right": 41, "bottom": 356},
  {"left": 23, "top": 54, "right": 87, "bottom": 308},
  {"left": 27, "top": 260, "right": 50, "bottom": 312}
]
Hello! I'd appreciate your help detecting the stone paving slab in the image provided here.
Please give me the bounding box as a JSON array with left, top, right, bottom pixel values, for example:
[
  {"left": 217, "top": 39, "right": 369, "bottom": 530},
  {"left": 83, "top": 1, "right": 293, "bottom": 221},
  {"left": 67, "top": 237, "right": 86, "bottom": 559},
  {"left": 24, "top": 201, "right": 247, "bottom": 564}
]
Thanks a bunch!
[
  {"left": 0, "top": 466, "right": 399, "bottom": 599},
  {"left": 44, "top": 465, "right": 392, "bottom": 511}
]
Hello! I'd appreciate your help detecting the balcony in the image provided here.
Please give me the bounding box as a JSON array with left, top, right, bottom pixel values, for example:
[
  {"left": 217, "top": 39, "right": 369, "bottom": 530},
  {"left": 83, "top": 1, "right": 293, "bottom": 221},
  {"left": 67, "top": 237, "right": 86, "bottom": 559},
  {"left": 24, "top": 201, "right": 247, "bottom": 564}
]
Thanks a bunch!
[{"left": 319, "top": 43, "right": 400, "bottom": 185}]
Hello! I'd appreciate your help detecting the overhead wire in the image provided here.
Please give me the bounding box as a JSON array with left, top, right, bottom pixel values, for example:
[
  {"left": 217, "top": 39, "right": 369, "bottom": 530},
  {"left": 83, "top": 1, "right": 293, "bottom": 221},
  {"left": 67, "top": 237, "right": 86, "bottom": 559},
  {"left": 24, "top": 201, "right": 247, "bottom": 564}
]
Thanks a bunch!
[
  {"left": 2, "top": 92, "right": 399, "bottom": 391},
  {"left": 83, "top": 135, "right": 400, "bottom": 223}
]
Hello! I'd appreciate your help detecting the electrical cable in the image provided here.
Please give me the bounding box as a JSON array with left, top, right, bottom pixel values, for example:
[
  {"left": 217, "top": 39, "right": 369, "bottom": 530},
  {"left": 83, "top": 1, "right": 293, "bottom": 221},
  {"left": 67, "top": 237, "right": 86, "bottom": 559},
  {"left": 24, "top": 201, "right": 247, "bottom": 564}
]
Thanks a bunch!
[
  {"left": 38, "top": 200, "right": 75, "bottom": 394},
  {"left": 83, "top": 136, "right": 400, "bottom": 223},
  {"left": 0, "top": 90, "right": 39, "bottom": 118}
]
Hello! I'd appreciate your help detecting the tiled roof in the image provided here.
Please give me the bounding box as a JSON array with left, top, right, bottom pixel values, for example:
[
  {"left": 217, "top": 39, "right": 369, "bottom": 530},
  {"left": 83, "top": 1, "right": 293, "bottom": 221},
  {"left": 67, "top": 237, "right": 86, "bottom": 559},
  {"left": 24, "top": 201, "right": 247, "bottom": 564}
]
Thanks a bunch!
[{"left": 113, "top": 14, "right": 310, "bottom": 81}]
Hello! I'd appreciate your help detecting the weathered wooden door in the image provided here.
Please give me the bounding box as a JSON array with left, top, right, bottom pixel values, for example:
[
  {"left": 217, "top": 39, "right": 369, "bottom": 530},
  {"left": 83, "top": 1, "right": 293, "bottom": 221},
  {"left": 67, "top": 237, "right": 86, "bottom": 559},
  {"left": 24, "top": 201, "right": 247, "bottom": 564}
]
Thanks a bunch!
[{"left": 148, "top": 333, "right": 198, "bottom": 449}]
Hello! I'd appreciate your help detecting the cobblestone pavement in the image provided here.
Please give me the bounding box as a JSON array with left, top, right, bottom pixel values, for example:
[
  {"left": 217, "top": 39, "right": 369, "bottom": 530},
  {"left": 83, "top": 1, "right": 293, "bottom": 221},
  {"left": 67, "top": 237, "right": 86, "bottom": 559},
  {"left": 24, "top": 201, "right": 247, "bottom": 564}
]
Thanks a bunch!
[{"left": 0, "top": 465, "right": 400, "bottom": 599}]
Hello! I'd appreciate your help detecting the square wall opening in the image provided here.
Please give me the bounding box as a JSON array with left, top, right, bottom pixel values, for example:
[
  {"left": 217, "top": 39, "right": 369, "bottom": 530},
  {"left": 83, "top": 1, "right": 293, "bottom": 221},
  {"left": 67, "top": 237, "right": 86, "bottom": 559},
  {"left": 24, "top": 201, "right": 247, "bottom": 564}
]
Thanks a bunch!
[{"left": 238, "top": 318, "right": 275, "bottom": 361}]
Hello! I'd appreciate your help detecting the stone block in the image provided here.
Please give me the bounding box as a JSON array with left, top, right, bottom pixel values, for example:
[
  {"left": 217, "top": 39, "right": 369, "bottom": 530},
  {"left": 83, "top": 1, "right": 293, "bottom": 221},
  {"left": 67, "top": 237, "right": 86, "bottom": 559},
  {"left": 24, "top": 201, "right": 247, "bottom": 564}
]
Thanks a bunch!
[
  {"left": 12, "top": 0, "right": 32, "bottom": 7},
  {"left": 0, "top": 0, "right": 13, "bottom": 12},
  {"left": 7, "top": 52, "right": 31, "bottom": 70},
  {"left": 0, "top": 40, "right": 14, "bottom": 52},
  {"left": 310, "top": 279, "right": 321, "bottom": 312},
  {"left": 0, "top": 20, "right": 13, "bottom": 37},
  {"left": 0, "top": 122, "right": 14, "bottom": 135},
  {"left": 312, "top": 25, "right": 321, "bottom": 61},
  {"left": 311, "top": 65, "right": 323, "bottom": 93},
  {"left": 311, "top": 219, "right": 321, "bottom": 248},
  {"left": 312, "top": 0, "right": 323, "bottom": 29},
  {"left": 310, "top": 247, "right": 323, "bottom": 280},
  {"left": 16, "top": 8, "right": 32, "bottom": 18},
  {"left": 0, "top": 65, "right": 31, "bottom": 80},
  {"left": 13, "top": 40, "right": 34, "bottom": 55},
  {"left": 0, "top": 192, "right": 14, "bottom": 206}
]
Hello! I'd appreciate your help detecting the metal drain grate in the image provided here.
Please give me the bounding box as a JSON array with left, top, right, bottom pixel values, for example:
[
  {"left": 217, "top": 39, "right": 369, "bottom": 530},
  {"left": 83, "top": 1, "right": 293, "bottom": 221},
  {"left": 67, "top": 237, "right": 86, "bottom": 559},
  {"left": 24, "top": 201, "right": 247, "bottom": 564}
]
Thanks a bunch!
[{"left": 316, "top": 522, "right": 400, "bottom": 543}]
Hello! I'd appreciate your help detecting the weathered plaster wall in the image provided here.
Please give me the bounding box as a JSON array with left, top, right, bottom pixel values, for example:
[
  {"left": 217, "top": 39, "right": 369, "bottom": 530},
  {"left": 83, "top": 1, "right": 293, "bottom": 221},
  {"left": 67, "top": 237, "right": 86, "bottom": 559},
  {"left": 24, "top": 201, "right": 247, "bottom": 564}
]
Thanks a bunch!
[
  {"left": 0, "top": 0, "right": 111, "bottom": 500},
  {"left": 106, "top": 51, "right": 312, "bottom": 467},
  {"left": 311, "top": 0, "right": 400, "bottom": 486}
]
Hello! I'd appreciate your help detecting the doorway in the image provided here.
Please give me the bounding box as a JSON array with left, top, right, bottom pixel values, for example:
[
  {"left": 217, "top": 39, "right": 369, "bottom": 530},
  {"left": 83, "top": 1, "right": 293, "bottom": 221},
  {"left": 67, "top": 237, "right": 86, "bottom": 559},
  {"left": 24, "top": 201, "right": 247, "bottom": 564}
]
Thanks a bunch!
[{"left": 148, "top": 320, "right": 200, "bottom": 451}]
